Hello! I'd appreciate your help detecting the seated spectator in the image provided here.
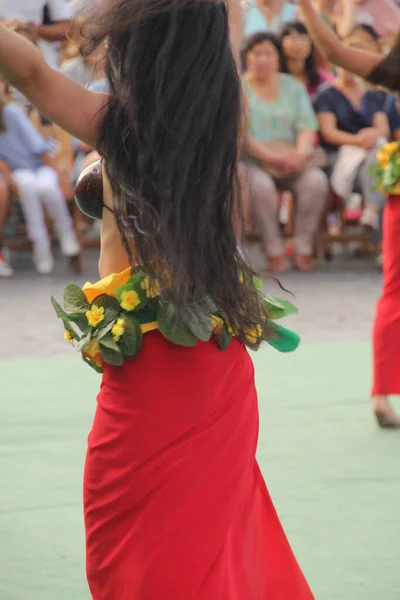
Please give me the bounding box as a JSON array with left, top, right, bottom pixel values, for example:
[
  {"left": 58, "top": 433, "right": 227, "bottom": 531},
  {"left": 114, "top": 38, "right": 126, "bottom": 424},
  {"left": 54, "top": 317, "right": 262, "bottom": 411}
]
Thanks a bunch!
[
  {"left": 383, "top": 94, "right": 400, "bottom": 140},
  {"left": 352, "top": 0, "right": 400, "bottom": 41},
  {"left": 0, "top": 159, "right": 15, "bottom": 277},
  {"left": 0, "top": 81, "right": 80, "bottom": 275},
  {"left": 70, "top": 51, "right": 109, "bottom": 185},
  {"left": 244, "top": 0, "right": 296, "bottom": 37},
  {"left": 280, "top": 20, "right": 334, "bottom": 100},
  {"left": 313, "top": 52, "right": 389, "bottom": 231},
  {"left": 241, "top": 32, "right": 328, "bottom": 273},
  {"left": 60, "top": 41, "right": 106, "bottom": 88},
  {"left": 349, "top": 23, "right": 381, "bottom": 53}
]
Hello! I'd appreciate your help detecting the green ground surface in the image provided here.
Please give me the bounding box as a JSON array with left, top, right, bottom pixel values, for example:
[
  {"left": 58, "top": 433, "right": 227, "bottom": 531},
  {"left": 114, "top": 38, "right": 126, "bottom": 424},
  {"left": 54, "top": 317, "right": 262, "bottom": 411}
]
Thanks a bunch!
[{"left": 1, "top": 341, "right": 399, "bottom": 600}]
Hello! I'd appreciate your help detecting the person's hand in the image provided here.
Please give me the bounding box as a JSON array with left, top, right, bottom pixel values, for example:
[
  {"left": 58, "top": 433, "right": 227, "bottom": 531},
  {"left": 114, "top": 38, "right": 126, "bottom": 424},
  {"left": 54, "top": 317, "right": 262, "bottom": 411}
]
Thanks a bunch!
[
  {"left": 356, "top": 128, "right": 380, "bottom": 150},
  {"left": 1, "top": 19, "right": 38, "bottom": 42},
  {"left": 278, "top": 150, "right": 308, "bottom": 175},
  {"left": 1, "top": 19, "right": 23, "bottom": 30}
]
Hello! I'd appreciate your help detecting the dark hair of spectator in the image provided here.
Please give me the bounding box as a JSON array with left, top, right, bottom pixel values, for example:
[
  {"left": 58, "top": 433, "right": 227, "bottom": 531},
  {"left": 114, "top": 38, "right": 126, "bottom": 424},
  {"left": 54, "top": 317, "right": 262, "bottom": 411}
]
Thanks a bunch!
[
  {"left": 80, "top": 0, "right": 270, "bottom": 345},
  {"left": 350, "top": 23, "right": 380, "bottom": 42},
  {"left": 241, "top": 31, "right": 283, "bottom": 71},
  {"left": 279, "top": 21, "right": 320, "bottom": 89}
]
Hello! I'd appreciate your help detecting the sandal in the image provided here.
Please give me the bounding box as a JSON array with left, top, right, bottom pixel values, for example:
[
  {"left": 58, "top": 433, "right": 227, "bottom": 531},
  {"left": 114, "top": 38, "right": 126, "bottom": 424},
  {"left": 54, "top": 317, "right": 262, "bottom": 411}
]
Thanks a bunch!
[
  {"left": 294, "top": 254, "right": 316, "bottom": 273},
  {"left": 266, "top": 255, "right": 290, "bottom": 274}
]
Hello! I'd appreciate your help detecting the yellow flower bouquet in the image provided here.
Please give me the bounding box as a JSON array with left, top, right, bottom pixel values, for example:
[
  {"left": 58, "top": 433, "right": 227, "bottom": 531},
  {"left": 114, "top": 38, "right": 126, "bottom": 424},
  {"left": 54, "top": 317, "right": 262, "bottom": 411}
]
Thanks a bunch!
[
  {"left": 52, "top": 268, "right": 300, "bottom": 373},
  {"left": 372, "top": 141, "right": 400, "bottom": 195}
]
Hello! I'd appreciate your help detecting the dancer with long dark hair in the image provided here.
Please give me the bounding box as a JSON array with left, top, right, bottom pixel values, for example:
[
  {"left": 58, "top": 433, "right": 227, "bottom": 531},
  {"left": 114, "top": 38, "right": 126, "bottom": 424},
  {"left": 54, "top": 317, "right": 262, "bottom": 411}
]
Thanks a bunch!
[
  {"left": 0, "top": 1, "right": 314, "bottom": 597},
  {"left": 299, "top": 0, "right": 400, "bottom": 428}
]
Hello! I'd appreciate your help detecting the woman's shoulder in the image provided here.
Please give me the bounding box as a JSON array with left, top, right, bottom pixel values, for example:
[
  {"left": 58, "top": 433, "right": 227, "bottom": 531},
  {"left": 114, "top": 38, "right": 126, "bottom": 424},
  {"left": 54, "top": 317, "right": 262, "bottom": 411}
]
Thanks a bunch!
[{"left": 313, "top": 82, "right": 337, "bottom": 101}]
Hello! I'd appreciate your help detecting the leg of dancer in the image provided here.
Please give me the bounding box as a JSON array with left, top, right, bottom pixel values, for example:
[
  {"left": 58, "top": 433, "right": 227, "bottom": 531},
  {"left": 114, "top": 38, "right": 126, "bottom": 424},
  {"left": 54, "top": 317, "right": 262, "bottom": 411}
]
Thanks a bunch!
[{"left": 299, "top": 0, "right": 400, "bottom": 426}]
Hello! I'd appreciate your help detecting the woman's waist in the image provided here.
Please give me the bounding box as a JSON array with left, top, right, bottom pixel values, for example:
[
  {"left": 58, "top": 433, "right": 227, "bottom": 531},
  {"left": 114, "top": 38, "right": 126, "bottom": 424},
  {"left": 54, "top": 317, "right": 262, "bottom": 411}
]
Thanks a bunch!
[{"left": 100, "top": 330, "right": 254, "bottom": 398}]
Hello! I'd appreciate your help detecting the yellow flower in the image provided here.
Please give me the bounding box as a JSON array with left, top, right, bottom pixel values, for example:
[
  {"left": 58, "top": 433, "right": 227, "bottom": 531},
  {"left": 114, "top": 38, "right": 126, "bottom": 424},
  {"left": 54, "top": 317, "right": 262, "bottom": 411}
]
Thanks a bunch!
[
  {"left": 245, "top": 324, "right": 262, "bottom": 344},
  {"left": 64, "top": 330, "right": 73, "bottom": 344},
  {"left": 86, "top": 305, "right": 105, "bottom": 327},
  {"left": 377, "top": 142, "right": 400, "bottom": 168},
  {"left": 390, "top": 181, "right": 400, "bottom": 195},
  {"left": 112, "top": 318, "right": 125, "bottom": 342},
  {"left": 120, "top": 289, "right": 140, "bottom": 311},
  {"left": 141, "top": 275, "right": 161, "bottom": 298},
  {"left": 210, "top": 315, "right": 224, "bottom": 335}
]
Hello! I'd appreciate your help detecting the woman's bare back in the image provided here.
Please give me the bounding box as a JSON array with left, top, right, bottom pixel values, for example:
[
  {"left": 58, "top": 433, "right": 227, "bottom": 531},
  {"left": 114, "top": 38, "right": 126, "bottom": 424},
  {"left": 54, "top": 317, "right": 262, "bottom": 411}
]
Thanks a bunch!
[{"left": 99, "top": 168, "right": 130, "bottom": 278}]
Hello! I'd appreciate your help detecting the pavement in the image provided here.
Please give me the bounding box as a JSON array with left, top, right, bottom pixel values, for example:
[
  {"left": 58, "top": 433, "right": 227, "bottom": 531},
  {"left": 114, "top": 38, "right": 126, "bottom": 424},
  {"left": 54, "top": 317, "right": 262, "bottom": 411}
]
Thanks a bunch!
[{"left": 1, "top": 249, "right": 399, "bottom": 600}]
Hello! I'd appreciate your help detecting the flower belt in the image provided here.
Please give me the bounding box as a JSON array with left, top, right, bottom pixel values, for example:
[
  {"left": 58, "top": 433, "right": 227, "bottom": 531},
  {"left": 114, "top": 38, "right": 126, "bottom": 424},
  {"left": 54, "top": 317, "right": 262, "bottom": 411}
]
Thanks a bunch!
[{"left": 51, "top": 267, "right": 300, "bottom": 373}]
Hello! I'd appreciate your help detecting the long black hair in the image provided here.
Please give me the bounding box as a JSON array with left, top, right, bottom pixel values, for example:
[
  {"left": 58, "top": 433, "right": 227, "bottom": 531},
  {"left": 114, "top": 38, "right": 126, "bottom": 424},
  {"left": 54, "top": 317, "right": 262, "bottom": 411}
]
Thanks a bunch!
[
  {"left": 368, "top": 32, "right": 400, "bottom": 91},
  {"left": 82, "top": 0, "right": 269, "bottom": 344},
  {"left": 280, "top": 21, "right": 320, "bottom": 89}
]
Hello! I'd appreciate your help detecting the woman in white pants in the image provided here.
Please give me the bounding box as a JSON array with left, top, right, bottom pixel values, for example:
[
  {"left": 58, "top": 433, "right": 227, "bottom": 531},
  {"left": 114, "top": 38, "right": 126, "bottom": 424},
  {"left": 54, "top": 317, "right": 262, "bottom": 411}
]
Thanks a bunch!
[{"left": 0, "top": 94, "right": 79, "bottom": 274}]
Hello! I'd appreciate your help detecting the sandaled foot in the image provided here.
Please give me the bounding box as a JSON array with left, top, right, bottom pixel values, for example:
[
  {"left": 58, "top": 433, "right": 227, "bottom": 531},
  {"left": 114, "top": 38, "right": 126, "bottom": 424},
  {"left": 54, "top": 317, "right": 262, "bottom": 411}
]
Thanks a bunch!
[
  {"left": 372, "top": 396, "right": 400, "bottom": 429},
  {"left": 294, "top": 254, "right": 316, "bottom": 272},
  {"left": 266, "top": 255, "right": 290, "bottom": 274}
]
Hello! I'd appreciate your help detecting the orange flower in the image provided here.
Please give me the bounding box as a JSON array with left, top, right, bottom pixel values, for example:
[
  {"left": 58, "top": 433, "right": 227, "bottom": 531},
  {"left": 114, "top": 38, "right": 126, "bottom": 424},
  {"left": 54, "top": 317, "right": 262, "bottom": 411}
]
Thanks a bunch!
[
  {"left": 82, "top": 267, "right": 131, "bottom": 304},
  {"left": 83, "top": 339, "right": 103, "bottom": 369}
]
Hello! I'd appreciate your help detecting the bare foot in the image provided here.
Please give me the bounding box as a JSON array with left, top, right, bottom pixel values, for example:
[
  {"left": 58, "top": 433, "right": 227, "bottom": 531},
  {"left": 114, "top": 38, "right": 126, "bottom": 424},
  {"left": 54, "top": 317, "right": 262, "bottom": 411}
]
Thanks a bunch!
[
  {"left": 372, "top": 396, "right": 400, "bottom": 428},
  {"left": 266, "top": 255, "right": 290, "bottom": 274}
]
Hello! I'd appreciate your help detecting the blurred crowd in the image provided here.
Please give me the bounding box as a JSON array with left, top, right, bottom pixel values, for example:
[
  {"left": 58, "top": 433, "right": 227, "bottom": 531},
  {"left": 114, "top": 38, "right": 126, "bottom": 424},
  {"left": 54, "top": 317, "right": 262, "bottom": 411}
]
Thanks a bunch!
[{"left": 0, "top": 0, "right": 399, "bottom": 277}]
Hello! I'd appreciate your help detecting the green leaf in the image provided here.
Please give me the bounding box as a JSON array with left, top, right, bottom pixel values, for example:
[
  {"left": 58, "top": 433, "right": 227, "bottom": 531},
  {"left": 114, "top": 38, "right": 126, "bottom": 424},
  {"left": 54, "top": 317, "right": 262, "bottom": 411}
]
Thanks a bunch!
[
  {"left": 82, "top": 354, "right": 104, "bottom": 374},
  {"left": 69, "top": 312, "right": 90, "bottom": 334},
  {"left": 51, "top": 296, "right": 80, "bottom": 340},
  {"left": 201, "top": 296, "right": 218, "bottom": 314},
  {"left": 252, "top": 275, "right": 263, "bottom": 292},
  {"left": 63, "top": 284, "right": 90, "bottom": 313},
  {"left": 266, "top": 322, "right": 300, "bottom": 353},
  {"left": 262, "top": 294, "right": 298, "bottom": 320},
  {"left": 77, "top": 329, "right": 92, "bottom": 352},
  {"left": 157, "top": 303, "right": 198, "bottom": 347},
  {"left": 217, "top": 326, "right": 233, "bottom": 351},
  {"left": 369, "top": 163, "right": 383, "bottom": 178},
  {"left": 96, "top": 320, "right": 117, "bottom": 343},
  {"left": 92, "top": 294, "right": 121, "bottom": 326},
  {"left": 119, "top": 315, "right": 143, "bottom": 358},
  {"left": 99, "top": 335, "right": 124, "bottom": 366},
  {"left": 184, "top": 304, "right": 213, "bottom": 342}
]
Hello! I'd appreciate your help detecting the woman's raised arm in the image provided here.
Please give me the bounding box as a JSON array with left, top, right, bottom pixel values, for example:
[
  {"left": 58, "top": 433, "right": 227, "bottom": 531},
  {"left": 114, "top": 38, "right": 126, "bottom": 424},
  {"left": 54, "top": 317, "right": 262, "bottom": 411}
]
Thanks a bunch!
[
  {"left": 228, "top": 0, "right": 242, "bottom": 62},
  {"left": 0, "top": 24, "right": 108, "bottom": 147},
  {"left": 298, "top": 0, "right": 382, "bottom": 79}
]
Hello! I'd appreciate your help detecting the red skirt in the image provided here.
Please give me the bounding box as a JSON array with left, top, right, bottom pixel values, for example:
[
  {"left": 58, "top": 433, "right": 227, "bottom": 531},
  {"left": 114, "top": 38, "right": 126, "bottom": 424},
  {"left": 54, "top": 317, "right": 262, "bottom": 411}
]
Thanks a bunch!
[
  {"left": 373, "top": 195, "right": 400, "bottom": 395},
  {"left": 84, "top": 331, "right": 313, "bottom": 599}
]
